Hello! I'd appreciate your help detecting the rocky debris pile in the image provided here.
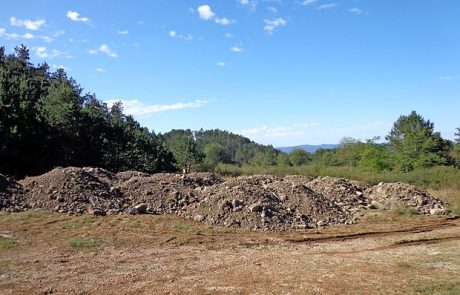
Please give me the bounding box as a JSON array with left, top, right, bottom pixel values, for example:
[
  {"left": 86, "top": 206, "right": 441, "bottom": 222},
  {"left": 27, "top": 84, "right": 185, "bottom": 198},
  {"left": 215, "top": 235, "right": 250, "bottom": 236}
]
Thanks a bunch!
[
  {"left": 20, "top": 167, "right": 125, "bottom": 215},
  {"left": 305, "top": 176, "right": 369, "bottom": 217},
  {"left": 183, "top": 175, "right": 351, "bottom": 231},
  {"left": 115, "top": 172, "right": 222, "bottom": 215},
  {"left": 365, "top": 182, "right": 450, "bottom": 215},
  {"left": 0, "top": 174, "right": 25, "bottom": 212},
  {"left": 0, "top": 167, "right": 452, "bottom": 230}
]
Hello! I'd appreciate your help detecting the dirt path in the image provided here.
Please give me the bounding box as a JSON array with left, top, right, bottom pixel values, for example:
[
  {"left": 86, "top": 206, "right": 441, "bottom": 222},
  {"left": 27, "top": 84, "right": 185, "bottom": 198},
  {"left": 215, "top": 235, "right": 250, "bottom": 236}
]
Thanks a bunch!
[{"left": 1, "top": 211, "right": 459, "bottom": 294}]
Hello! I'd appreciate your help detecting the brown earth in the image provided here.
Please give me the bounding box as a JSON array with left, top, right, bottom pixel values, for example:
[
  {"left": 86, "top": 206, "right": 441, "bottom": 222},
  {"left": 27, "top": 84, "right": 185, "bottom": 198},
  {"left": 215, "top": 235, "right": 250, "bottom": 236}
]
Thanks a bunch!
[
  {"left": 0, "top": 210, "right": 459, "bottom": 294},
  {"left": 0, "top": 167, "right": 452, "bottom": 232}
]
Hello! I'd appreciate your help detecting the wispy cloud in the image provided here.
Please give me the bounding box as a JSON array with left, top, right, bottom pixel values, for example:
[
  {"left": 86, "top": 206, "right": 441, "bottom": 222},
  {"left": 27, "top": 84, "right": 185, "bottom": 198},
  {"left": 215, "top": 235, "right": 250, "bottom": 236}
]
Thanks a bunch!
[
  {"left": 96, "top": 68, "right": 107, "bottom": 72},
  {"left": 237, "top": 123, "right": 320, "bottom": 140},
  {"left": 264, "top": 18, "right": 287, "bottom": 34},
  {"left": 317, "top": 3, "right": 338, "bottom": 10},
  {"left": 236, "top": 122, "right": 392, "bottom": 145},
  {"left": 267, "top": 6, "right": 278, "bottom": 13},
  {"left": 0, "top": 28, "right": 34, "bottom": 40},
  {"left": 104, "top": 99, "right": 208, "bottom": 116},
  {"left": 89, "top": 44, "right": 118, "bottom": 58},
  {"left": 197, "top": 5, "right": 236, "bottom": 25},
  {"left": 66, "top": 11, "right": 90, "bottom": 23},
  {"left": 10, "top": 17, "right": 45, "bottom": 30},
  {"left": 348, "top": 8, "right": 363, "bottom": 15},
  {"left": 300, "top": 0, "right": 318, "bottom": 6},
  {"left": 169, "top": 30, "right": 192, "bottom": 41},
  {"left": 118, "top": 30, "right": 129, "bottom": 35},
  {"left": 238, "top": 0, "right": 258, "bottom": 11},
  {"left": 33, "top": 47, "right": 69, "bottom": 59},
  {"left": 230, "top": 46, "right": 243, "bottom": 52},
  {"left": 217, "top": 61, "right": 226, "bottom": 67}
]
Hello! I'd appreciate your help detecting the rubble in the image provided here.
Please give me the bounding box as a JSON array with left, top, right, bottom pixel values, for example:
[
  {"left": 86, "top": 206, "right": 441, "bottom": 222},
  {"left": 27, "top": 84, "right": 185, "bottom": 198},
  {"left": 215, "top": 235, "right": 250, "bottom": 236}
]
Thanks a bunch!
[{"left": 0, "top": 167, "right": 452, "bottom": 230}]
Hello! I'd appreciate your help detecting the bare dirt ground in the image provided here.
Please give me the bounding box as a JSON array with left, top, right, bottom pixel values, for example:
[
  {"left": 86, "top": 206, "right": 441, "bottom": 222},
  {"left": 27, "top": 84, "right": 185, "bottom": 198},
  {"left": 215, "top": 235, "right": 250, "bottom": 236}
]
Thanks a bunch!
[{"left": 1, "top": 210, "right": 459, "bottom": 295}]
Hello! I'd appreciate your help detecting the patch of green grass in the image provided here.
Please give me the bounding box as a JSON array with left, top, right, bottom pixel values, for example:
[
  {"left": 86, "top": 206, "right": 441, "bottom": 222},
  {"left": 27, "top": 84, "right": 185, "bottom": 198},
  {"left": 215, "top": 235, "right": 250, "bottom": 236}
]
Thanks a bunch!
[
  {"left": 412, "top": 282, "right": 460, "bottom": 295},
  {"left": 68, "top": 238, "right": 101, "bottom": 249},
  {"left": 0, "top": 236, "right": 16, "bottom": 249}
]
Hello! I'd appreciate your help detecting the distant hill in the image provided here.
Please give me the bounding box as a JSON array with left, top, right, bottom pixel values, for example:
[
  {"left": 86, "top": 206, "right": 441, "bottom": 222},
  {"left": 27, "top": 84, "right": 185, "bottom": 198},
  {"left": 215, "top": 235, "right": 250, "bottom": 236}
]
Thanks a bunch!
[{"left": 277, "top": 144, "right": 339, "bottom": 154}]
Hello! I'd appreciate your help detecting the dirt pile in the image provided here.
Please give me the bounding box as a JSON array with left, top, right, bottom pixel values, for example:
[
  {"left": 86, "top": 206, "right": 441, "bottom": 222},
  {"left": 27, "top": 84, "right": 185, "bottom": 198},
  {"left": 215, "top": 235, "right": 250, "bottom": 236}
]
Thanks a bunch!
[
  {"left": 0, "top": 167, "right": 452, "bottom": 230},
  {"left": 0, "top": 174, "right": 25, "bottom": 212},
  {"left": 115, "top": 172, "right": 222, "bottom": 215},
  {"left": 365, "top": 182, "right": 450, "bottom": 215},
  {"left": 20, "top": 167, "right": 125, "bottom": 215},
  {"left": 182, "top": 175, "right": 351, "bottom": 231},
  {"left": 305, "top": 176, "right": 369, "bottom": 216}
]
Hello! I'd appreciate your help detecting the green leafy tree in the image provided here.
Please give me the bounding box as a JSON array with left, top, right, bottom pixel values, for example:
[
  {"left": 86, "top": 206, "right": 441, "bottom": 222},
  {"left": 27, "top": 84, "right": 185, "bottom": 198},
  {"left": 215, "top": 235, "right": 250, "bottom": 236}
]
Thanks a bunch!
[
  {"left": 289, "top": 149, "right": 311, "bottom": 166},
  {"left": 276, "top": 153, "right": 291, "bottom": 167},
  {"left": 172, "top": 136, "right": 201, "bottom": 172},
  {"left": 386, "top": 111, "right": 448, "bottom": 172},
  {"left": 203, "top": 142, "right": 229, "bottom": 170},
  {"left": 358, "top": 139, "right": 391, "bottom": 172},
  {"left": 451, "top": 127, "right": 460, "bottom": 166}
]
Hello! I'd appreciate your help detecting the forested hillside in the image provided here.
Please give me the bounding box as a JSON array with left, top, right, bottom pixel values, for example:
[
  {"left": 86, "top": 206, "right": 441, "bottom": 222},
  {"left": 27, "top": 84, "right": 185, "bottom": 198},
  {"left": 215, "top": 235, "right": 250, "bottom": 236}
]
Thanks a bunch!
[
  {"left": 0, "top": 45, "right": 280, "bottom": 177},
  {"left": 1, "top": 45, "right": 460, "bottom": 178}
]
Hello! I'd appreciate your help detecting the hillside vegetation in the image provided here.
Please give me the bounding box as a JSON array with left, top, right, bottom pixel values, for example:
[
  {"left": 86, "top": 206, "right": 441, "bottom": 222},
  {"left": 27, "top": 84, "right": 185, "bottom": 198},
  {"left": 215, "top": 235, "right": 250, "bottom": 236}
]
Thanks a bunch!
[{"left": 1, "top": 45, "right": 460, "bottom": 189}]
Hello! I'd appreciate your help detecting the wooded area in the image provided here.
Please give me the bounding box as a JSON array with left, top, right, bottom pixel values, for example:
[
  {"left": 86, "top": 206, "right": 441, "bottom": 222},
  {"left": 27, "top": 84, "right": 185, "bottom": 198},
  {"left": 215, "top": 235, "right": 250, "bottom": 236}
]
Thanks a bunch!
[{"left": 1, "top": 45, "right": 460, "bottom": 178}]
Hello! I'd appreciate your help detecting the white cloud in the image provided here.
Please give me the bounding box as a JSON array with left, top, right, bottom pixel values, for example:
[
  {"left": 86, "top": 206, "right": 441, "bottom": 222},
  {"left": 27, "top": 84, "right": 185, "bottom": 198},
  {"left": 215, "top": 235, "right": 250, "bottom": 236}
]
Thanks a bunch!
[
  {"left": 66, "top": 11, "right": 90, "bottom": 23},
  {"left": 0, "top": 28, "right": 35, "bottom": 40},
  {"left": 217, "top": 61, "right": 226, "bottom": 67},
  {"left": 197, "top": 5, "right": 215, "bottom": 20},
  {"left": 10, "top": 17, "right": 45, "bottom": 30},
  {"left": 301, "top": 0, "right": 318, "bottom": 5},
  {"left": 225, "top": 33, "right": 234, "bottom": 38},
  {"left": 267, "top": 6, "right": 278, "bottom": 13},
  {"left": 197, "top": 5, "right": 236, "bottom": 25},
  {"left": 169, "top": 30, "right": 192, "bottom": 40},
  {"left": 33, "top": 47, "right": 68, "bottom": 59},
  {"left": 236, "top": 122, "right": 391, "bottom": 145},
  {"left": 238, "top": 0, "right": 258, "bottom": 10},
  {"left": 39, "top": 30, "right": 64, "bottom": 43},
  {"left": 104, "top": 99, "right": 208, "bottom": 116},
  {"left": 317, "top": 3, "right": 338, "bottom": 10},
  {"left": 237, "top": 123, "right": 320, "bottom": 140},
  {"left": 215, "top": 17, "right": 236, "bottom": 25},
  {"left": 89, "top": 44, "right": 118, "bottom": 58},
  {"left": 230, "top": 46, "right": 242, "bottom": 52},
  {"left": 52, "top": 64, "right": 66, "bottom": 70},
  {"left": 264, "top": 18, "right": 287, "bottom": 34},
  {"left": 348, "top": 8, "right": 363, "bottom": 15},
  {"left": 118, "top": 30, "right": 129, "bottom": 35},
  {"left": 96, "top": 68, "right": 107, "bottom": 72}
]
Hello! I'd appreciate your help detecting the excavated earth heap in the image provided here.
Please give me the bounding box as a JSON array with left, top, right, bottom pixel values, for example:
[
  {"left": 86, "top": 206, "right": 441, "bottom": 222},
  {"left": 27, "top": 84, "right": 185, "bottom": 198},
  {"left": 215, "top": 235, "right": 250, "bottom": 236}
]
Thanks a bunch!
[{"left": 0, "top": 167, "right": 452, "bottom": 230}]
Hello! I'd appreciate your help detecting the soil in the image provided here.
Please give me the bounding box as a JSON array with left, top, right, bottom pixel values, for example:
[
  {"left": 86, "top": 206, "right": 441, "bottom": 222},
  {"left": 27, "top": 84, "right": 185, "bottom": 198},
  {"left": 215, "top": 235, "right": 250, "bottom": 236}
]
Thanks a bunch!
[{"left": 0, "top": 167, "right": 452, "bottom": 231}]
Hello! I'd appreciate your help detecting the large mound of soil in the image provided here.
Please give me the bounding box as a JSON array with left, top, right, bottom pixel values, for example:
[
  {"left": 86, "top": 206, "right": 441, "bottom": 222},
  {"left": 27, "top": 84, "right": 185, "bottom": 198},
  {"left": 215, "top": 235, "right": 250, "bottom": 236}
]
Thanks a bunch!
[
  {"left": 20, "top": 167, "right": 125, "bottom": 215},
  {"left": 1, "top": 167, "right": 452, "bottom": 230}
]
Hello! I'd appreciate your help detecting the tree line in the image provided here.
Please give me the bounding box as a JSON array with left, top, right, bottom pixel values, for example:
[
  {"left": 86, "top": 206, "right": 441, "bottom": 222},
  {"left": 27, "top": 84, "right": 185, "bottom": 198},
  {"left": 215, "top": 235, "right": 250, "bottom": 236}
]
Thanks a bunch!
[
  {"left": 1, "top": 45, "right": 459, "bottom": 177},
  {"left": 0, "top": 45, "right": 279, "bottom": 177}
]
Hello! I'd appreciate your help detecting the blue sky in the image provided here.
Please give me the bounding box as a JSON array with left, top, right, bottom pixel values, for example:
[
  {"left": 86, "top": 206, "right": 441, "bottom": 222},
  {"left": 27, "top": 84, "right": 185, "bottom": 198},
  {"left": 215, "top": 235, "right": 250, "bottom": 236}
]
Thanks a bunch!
[{"left": 1, "top": 0, "right": 459, "bottom": 146}]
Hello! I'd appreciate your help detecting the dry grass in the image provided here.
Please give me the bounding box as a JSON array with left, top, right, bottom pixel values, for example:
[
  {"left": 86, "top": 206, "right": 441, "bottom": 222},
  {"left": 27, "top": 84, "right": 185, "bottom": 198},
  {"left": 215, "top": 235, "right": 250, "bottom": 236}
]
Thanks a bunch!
[
  {"left": 0, "top": 210, "right": 459, "bottom": 294},
  {"left": 428, "top": 187, "right": 460, "bottom": 216}
]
